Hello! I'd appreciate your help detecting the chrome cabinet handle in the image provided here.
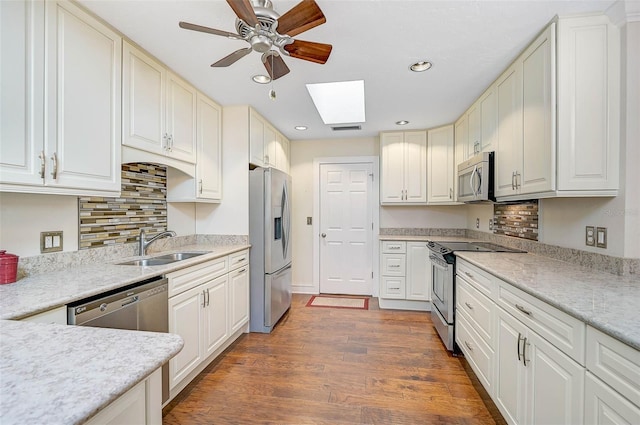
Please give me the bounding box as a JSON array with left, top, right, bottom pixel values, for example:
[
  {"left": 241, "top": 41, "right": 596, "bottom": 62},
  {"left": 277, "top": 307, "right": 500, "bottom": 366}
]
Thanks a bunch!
[
  {"left": 465, "top": 301, "right": 474, "bottom": 310},
  {"left": 202, "top": 290, "right": 207, "bottom": 308},
  {"left": 167, "top": 135, "right": 173, "bottom": 152},
  {"left": 522, "top": 337, "right": 530, "bottom": 365},
  {"left": 515, "top": 171, "right": 521, "bottom": 189},
  {"left": 39, "top": 151, "right": 46, "bottom": 179},
  {"left": 449, "top": 188, "right": 453, "bottom": 199},
  {"left": 50, "top": 152, "right": 58, "bottom": 179},
  {"left": 464, "top": 341, "right": 474, "bottom": 352},
  {"left": 515, "top": 304, "right": 532, "bottom": 316},
  {"left": 511, "top": 171, "right": 516, "bottom": 190},
  {"left": 517, "top": 332, "right": 524, "bottom": 361},
  {"left": 389, "top": 264, "right": 400, "bottom": 268},
  {"left": 464, "top": 271, "right": 474, "bottom": 279},
  {"left": 238, "top": 268, "right": 246, "bottom": 274},
  {"left": 163, "top": 133, "right": 168, "bottom": 150},
  {"left": 198, "top": 179, "right": 203, "bottom": 194},
  {"left": 206, "top": 288, "right": 210, "bottom": 306}
]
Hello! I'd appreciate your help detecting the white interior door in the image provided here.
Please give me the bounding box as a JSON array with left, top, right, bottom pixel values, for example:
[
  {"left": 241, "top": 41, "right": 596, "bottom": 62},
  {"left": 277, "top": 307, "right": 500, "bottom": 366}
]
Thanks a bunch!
[{"left": 319, "top": 162, "right": 373, "bottom": 295}]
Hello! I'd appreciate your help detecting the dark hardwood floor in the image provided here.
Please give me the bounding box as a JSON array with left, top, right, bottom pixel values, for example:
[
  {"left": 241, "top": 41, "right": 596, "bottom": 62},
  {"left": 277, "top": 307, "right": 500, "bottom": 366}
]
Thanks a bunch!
[{"left": 163, "top": 294, "right": 502, "bottom": 424}]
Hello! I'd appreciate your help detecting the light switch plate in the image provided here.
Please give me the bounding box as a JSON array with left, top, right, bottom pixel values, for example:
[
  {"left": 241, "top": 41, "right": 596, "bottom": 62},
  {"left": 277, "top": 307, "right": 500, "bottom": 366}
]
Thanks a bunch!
[
  {"left": 585, "top": 226, "right": 595, "bottom": 246},
  {"left": 41, "top": 231, "right": 63, "bottom": 253},
  {"left": 306, "top": 217, "right": 312, "bottom": 225},
  {"left": 596, "top": 227, "right": 607, "bottom": 248}
]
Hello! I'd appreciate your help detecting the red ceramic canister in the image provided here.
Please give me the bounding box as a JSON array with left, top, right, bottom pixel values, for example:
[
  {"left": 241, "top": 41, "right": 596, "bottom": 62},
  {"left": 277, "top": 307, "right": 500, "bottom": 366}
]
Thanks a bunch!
[{"left": 0, "top": 250, "right": 19, "bottom": 284}]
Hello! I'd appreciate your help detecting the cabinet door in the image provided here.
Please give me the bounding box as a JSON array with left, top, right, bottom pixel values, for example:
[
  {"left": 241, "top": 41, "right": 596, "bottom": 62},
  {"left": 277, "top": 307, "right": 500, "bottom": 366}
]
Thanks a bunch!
[
  {"left": 0, "top": 0, "right": 45, "bottom": 187},
  {"left": 380, "top": 132, "right": 405, "bottom": 203},
  {"left": 585, "top": 372, "right": 640, "bottom": 425},
  {"left": 45, "top": 0, "right": 121, "bottom": 193},
  {"left": 454, "top": 115, "right": 468, "bottom": 200},
  {"left": 196, "top": 93, "right": 222, "bottom": 200},
  {"left": 427, "top": 125, "right": 455, "bottom": 204},
  {"left": 168, "top": 287, "right": 203, "bottom": 389},
  {"left": 202, "top": 275, "right": 228, "bottom": 358},
  {"left": 406, "top": 242, "right": 430, "bottom": 301},
  {"left": 122, "top": 41, "right": 165, "bottom": 155},
  {"left": 229, "top": 266, "right": 250, "bottom": 333},
  {"left": 249, "top": 110, "right": 265, "bottom": 167},
  {"left": 403, "top": 131, "right": 427, "bottom": 203},
  {"left": 494, "top": 64, "right": 523, "bottom": 198},
  {"left": 495, "top": 309, "right": 527, "bottom": 425},
  {"left": 263, "top": 124, "right": 277, "bottom": 167},
  {"left": 479, "top": 87, "right": 497, "bottom": 154},
  {"left": 521, "top": 23, "right": 555, "bottom": 195},
  {"left": 526, "top": 329, "right": 585, "bottom": 425},
  {"left": 275, "top": 132, "right": 289, "bottom": 173},
  {"left": 467, "top": 102, "right": 480, "bottom": 158},
  {"left": 166, "top": 72, "right": 196, "bottom": 163}
]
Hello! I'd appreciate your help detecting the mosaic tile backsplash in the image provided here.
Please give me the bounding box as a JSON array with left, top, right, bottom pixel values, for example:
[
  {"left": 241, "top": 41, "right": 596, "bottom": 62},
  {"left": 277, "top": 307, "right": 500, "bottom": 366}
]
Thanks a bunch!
[
  {"left": 493, "top": 200, "right": 539, "bottom": 241},
  {"left": 79, "top": 163, "right": 168, "bottom": 249}
]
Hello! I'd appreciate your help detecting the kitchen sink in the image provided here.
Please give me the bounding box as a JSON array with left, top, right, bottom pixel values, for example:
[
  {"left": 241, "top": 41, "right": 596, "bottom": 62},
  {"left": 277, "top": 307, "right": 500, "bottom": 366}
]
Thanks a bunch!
[{"left": 117, "top": 252, "right": 207, "bottom": 266}]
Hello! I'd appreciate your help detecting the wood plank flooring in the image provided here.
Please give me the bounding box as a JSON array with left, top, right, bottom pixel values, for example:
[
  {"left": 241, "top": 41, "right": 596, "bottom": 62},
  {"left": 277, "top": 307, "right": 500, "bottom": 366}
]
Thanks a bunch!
[{"left": 163, "top": 294, "right": 503, "bottom": 424}]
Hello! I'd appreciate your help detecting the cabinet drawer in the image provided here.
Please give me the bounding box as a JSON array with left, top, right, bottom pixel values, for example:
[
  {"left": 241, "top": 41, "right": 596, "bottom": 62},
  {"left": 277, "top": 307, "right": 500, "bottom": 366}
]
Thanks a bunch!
[
  {"left": 381, "top": 241, "right": 406, "bottom": 254},
  {"left": 456, "top": 310, "right": 495, "bottom": 395},
  {"left": 228, "top": 249, "right": 249, "bottom": 272},
  {"left": 381, "top": 254, "right": 405, "bottom": 276},
  {"left": 381, "top": 276, "right": 405, "bottom": 299},
  {"left": 586, "top": 326, "right": 640, "bottom": 406},
  {"left": 456, "top": 259, "right": 496, "bottom": 300},
  {"left": 497, "top": 281, "right": 586, "bottom": 365},
  {"left": 456, "top": 278, "right": 495, "bottom": 347},
  {"left": 168, "top": 256, "right": 228, "bottom": 297}
]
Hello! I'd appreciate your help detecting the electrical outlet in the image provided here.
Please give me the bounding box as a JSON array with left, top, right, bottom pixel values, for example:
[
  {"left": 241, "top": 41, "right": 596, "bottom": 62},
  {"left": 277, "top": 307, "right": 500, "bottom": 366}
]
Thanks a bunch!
[
  {"left": 306, "top": 217, "right": 312, "bottom": 225},
  {"left": 596, "top": 227, "right": 607, "bottom": 248},
  {"left": 41, "top": 231, "right": 63, "bottom": 253},
  {"left": 476, "top": 218, "right": 480, "bottom": 229},
  {"left": 489, "top": 219, "right": 494, "bottom": 231},
  {"left": 585, "top": 226, "right": 595, "bottom": 246}
]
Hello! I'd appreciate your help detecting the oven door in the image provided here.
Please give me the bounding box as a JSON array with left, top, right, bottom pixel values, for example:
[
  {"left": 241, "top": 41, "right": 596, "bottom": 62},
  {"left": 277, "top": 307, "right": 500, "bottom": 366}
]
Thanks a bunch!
[{"left": 429, "top": 254, "right": 454, "bottom": 324}]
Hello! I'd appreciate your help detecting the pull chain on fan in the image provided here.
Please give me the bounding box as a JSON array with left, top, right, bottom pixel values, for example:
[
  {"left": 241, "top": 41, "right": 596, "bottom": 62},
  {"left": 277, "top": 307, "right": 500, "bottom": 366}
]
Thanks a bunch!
[{"left": 178, "top": 0, "right": 332, "bottom": 80}]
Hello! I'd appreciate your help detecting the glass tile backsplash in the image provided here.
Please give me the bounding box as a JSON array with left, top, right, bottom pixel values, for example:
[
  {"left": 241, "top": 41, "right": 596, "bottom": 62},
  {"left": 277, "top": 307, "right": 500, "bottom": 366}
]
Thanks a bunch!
[
  {"left": 78, "top": 163, "right": 168, "bottom": 249},
  {"left": 493, "top": 200, "right": 539, "bottom": 241}
]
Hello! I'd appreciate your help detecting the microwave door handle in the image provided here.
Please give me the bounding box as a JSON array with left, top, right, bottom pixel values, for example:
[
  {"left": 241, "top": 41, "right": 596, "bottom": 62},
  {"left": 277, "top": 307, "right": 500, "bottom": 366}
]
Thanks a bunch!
[
  {"left": 470, "top": 166, "right": 478, "bottom": 197},
  {"left": 474, "top": 168, "right": 482, "bottom": 195}
]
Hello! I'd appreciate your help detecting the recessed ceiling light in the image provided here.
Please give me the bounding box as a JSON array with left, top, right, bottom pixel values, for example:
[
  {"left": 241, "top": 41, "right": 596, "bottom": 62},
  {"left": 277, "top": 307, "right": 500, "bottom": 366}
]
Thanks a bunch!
[
  {"left": 295, "top": 126, "right": 307, "bottom": 131},
  {"left": 306, "top": 80, "right": 366, "bottom": 125},
  {"left": 396, "top": 120, "right": 409, "bottom": 125},
  {"left": 409, "top": 61, "right": 432, "bottom": 72},
  {"left": 252, "top": 74, "right": 271, "bottom": 84}
]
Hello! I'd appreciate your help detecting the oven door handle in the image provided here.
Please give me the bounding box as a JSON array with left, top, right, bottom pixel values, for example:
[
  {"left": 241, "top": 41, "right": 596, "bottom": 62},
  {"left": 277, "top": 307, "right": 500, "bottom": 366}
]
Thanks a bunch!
[{"left": 429, "top": 254, "right": 449, "bottom": 270}]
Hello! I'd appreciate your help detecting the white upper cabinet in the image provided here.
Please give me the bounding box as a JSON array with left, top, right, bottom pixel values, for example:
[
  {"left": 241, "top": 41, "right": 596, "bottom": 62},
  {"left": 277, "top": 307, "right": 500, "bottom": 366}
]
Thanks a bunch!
[
  {"left": 556, "top": 15, "right": 620, "bottom": 192},
  {"left": 380, "top": 131, "right": 427, "bottom": 204},
  {"left": 122, "top": 41, "right": 196, "bottom": 165},
  {"left": 1, "top": 0, "right": 121, "bottom": 196},
  {"left": 464, "top": 14, "right": 619, "bottom": 201},
  {"left": 427, "top": 125, "right": 456, "bottom": 204},
  {"left": 248, "top": 107, "right": 290, "bottom": 173}
]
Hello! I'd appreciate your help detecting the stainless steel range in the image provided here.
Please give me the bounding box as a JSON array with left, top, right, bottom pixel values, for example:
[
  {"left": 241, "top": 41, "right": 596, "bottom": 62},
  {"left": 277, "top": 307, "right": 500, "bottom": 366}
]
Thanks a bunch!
[{"left": 427, "top": 240, "right": 525, "bottom": 352}]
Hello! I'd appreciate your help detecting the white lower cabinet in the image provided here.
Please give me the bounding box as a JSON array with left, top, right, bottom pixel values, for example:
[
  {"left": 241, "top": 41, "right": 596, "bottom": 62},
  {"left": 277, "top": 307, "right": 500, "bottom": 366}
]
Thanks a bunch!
[
  {"left": 379, "top": 241, "right": 430, "bottom": 310},
  {"left": 167, "top": 250, "right": 249, "bottom": 399},
  {"left": 585, "top": 372, "right": 640, "bottom": 424},
  {"left": 495, "top": 307, "right": 584, "bottom": 425}
]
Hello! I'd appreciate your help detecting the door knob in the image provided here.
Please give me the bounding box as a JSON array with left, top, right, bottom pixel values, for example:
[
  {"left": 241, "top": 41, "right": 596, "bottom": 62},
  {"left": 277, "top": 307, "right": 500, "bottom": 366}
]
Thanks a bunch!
[{"left": 321, "top": 233, "right": 326, "bottom": 238}]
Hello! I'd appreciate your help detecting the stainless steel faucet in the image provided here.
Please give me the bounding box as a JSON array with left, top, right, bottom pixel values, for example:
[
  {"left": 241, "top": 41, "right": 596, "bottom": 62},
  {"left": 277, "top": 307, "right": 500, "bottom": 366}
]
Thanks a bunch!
[{"left": 138, "top": 229, "right": 177, "bottom": 256}]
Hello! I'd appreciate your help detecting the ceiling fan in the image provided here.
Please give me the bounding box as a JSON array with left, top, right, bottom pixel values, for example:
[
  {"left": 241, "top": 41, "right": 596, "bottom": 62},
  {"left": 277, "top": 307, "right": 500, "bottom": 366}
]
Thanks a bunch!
[{"left": 178, "top": 0, "right": 332, "bottom": 80}]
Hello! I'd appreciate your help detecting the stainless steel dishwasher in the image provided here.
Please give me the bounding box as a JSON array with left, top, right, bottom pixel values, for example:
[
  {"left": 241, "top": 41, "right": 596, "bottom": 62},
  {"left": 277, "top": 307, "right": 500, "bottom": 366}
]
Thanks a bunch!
[{"left": 67, "top": 275, "right": 169, "bottom": 403}]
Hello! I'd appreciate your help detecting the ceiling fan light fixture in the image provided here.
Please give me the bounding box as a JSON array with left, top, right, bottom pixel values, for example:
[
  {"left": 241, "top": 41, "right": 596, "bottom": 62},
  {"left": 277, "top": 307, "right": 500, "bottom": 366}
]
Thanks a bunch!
[
  {"left": 252, "top": 74, "right": 271, "bottom": 84},
  {"left": 410, "top": 61, "right": 432, "bottom": 72},
  {"left": 396, "top": 120, "right": 410, "bottom": 125}
]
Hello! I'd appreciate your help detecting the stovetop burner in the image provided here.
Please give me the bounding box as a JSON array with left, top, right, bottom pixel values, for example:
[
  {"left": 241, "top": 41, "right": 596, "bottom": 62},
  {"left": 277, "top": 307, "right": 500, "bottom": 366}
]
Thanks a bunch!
[{"left": 428, "top": 240, "right": 526, "bottom": 256}]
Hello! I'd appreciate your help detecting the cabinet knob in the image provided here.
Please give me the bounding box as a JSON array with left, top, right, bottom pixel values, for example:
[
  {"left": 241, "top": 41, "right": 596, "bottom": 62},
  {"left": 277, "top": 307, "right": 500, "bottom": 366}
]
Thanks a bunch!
[{"left": 321, "top": 233, "right": 326, "bottom": 238}]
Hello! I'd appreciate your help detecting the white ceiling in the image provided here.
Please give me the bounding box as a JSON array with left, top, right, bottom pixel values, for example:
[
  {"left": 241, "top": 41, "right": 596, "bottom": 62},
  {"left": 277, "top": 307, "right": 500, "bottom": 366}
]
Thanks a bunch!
[{"left": 79, "top": 0, "right": 617, "bottom": 141}]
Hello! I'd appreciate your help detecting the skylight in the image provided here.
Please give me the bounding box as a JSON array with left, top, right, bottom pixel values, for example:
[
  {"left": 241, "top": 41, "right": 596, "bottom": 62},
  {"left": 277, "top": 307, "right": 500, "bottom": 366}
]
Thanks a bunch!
[{"left": 305, "top": 80, "right": 366, "bottom": 125}]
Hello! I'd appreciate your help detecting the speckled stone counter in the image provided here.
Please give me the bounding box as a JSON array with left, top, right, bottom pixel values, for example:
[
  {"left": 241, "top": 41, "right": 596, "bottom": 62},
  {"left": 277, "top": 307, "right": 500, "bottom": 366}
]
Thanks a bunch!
[
  {"left": 379, "top": 235, "right": 476, "bottom": 242},
  {"left": 0, "top": 319, "right": 183, "bottom": 425},
  {"left": 0, "top": 243, "right": 250, "bottom": 320},
  {"left": 456, "top": 252, "right": 640, "bottom": 350}
]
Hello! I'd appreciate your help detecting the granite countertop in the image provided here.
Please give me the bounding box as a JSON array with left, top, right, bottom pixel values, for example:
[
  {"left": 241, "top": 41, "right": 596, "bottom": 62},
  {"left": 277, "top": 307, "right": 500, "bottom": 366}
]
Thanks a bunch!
[
  {"left": 0, "top": 243, "right": 250, "bottom": 320},
  {"left": 456, "top": 252, "right": 640, "bottom": 350},
  {"left": 379, "top": 235, "right": 475, "bottom": 242},
  {"left": 0, "top": 319, "right": 183, "bottom": 425}
]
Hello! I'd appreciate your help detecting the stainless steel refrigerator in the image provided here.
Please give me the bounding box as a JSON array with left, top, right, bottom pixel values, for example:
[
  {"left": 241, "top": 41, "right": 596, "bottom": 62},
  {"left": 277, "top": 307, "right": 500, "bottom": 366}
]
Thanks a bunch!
[{"left": 249, "top": 167, "right": 292, "bottom": 333}]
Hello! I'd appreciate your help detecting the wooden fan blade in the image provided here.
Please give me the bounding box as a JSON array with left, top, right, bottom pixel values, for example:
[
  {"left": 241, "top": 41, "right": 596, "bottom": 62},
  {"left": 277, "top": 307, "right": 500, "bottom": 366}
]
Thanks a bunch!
[
  {"left": 211, "top": 47, "right": 253, "bottom": 67},
  {"left": 262, "top": 51, "right": 290, "bottom": 80},
  {"left": 226, "top": 0, "right": 259, "bottom": 27},
  {"left": 277, "top": 0, "right": 326, "bottom": 37},
  {"left": 284, "top": 39, "right": 332, "bottom": 64},
  {"left": 179, "top": 21, "right": 241, "bottom": 39}
]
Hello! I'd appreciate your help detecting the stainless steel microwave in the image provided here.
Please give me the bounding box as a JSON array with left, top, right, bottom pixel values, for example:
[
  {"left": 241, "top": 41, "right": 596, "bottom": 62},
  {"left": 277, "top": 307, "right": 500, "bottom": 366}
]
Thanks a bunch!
[{"left": 457, "top": 151, "right": 495, "bottom": 203}]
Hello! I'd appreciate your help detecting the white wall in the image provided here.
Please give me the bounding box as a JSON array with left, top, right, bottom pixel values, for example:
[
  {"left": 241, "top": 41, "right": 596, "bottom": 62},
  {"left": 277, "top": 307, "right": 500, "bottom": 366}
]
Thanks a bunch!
[
  {"left": 167, "top": 203, "right": 196, "bottom": 236},
  {"left": 0, "top": 192, "right": 78, "bottom": 257},
  {"left": 195, "top": 106, "right": 250, "bottom": 235}
]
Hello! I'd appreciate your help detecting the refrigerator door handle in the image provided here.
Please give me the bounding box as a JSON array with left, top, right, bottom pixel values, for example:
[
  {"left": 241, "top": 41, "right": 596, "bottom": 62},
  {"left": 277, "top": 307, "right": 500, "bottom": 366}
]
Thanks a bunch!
[{"left": 282, "top": 180, "right": 291, "bottom": 259}]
